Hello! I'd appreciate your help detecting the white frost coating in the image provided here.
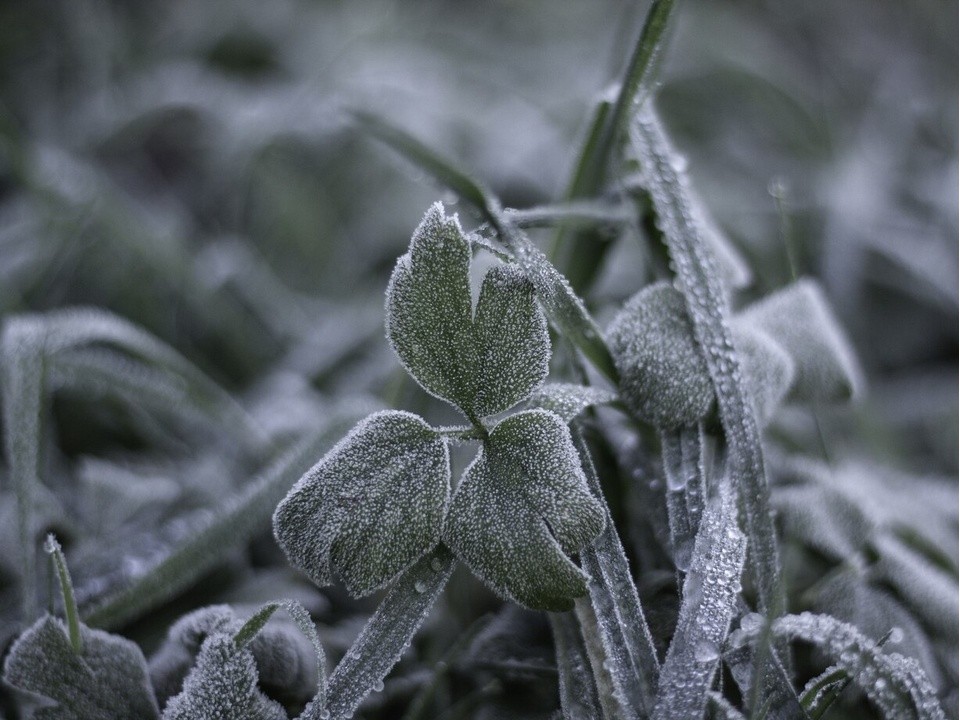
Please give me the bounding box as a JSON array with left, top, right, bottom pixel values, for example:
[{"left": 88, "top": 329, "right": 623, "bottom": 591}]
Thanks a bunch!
[
  {"left": 385, "top": 203, "right": 550, "bottom": 421},
  {"left": 161, "top": 634, "right": 287, "bottom": 720},
  {"left": 2, "top": 615, "right": 161, "bottom": 719},
  {"left": 527, "top": 382, "right": 616, "bottom": 422},
  {"left": 273, "top": 410, "right": 449, "bottom": 597},
  {"left": 749, "top": 613, "right": 947, "bottom": 720},
  {"left": 443, "top": 409, "right": 605, "bottom": 611},
  {"left": 606, "top": 281, "right": 714, "bottom": 428},
  {"left": 653, "top": 489, "right": 746, "bottom": 720},
  {"left": 737, "top": 279, "right": 864, "bottom": 403}
]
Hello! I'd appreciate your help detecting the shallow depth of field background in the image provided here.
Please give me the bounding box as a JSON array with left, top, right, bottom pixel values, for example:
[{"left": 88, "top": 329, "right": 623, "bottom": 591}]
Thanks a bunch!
[{"left": 0, "top": 0, "right": 956, "bottom": 716}]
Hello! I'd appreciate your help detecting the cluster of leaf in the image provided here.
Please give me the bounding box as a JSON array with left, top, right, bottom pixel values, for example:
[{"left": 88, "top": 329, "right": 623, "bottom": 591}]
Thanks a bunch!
[{"left": 0, "top": 0, "right": 955, "bottom": 718}]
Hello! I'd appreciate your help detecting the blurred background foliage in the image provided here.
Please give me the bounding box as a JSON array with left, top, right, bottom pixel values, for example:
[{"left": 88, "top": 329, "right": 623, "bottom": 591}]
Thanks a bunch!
[{"left": 0, "top": 0, "right": 955, "bottom": 717}]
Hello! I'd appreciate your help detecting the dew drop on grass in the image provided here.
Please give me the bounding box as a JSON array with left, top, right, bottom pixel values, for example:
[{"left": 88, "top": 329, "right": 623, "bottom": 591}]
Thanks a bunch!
[{"left": 693, "top": 640, "right": 719, "bottom": 664}]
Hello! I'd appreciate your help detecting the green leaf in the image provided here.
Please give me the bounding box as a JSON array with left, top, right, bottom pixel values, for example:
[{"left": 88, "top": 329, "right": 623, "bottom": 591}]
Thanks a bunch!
[
  {"left": 443, "top": 410, "right": 604, "bottom": 611},
  {"left": 355, "top": 115, "right": 618, "bottom": 384},
  {"left": 737, "top": 279, "right": 862, "bottom": 403},
  {"left": 2, "top": 615, "right": 160, "bottom": 719},
  {"left": 273, "top": 410, "right": 449, "bottom": 596},
  {"left": 385, "top": 206, "right": 478, "bottom": 415},
  {"left": 526, "top": 382, "right": 616, "bottom": 422},
  {"left": 607, "top": 281, "right": 714, "bottom": 428},
  {"left": 160, "top": 633, "right": 287, "bottom": 720},
  {"left": 472, "top": 264, "right": 550, "bottom": 418},
  {"left": 386, "top": 205, "right": 550, "bottom": 420}
]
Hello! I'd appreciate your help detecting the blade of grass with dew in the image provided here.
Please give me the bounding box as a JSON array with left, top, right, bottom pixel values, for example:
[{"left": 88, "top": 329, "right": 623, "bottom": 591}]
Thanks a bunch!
[
  {"left": 709, "top": 692, "right": 748, "bottom": 720},
  {"left": 550, "top": 0, "right": 676, "bottom": 294},
  {"left": 38, "top": 307, "right": 264, "bottom": 446},
  {"left": 323, "top": 545, "right": 456, "bottom": 720},
  {"left": 800, "top": 665, "right": 851, "bottom": 720},
  {"left": 573, "top": 429, "right": 659, "bottom": 717},
  {"left": 352, "top": 112, "right": 618, "bottom": 383},
  {"left": 2, "top": 316, "right": 46, "bottom": 623},
  {"left": 549, "top": 611, "right": 604, "bottom": 720},
  {"left": 652, "top": 486, "right": 746, "bottom": 720},
  {"left": 746, "top": 613, "right": 947, "bottom": 720},
  {"left": 660, "top": 425, "right": 706, "bottom": 571},
  {"left": 723, "top": 616, "right": 806, "bottom": 720},
  {"left": 628, "top": 107, "right": 787, "bottom": 642},
  {"left": 81, "top": 419, "right": 354, "bottom": 629}
]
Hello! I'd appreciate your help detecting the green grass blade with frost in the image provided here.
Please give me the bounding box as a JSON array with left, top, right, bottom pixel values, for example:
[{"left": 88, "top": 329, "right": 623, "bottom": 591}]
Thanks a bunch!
[
  {"left": 82, "top": 419, "right": 354, "bottom": 629},
  {"left": 550, "top": 612, "right": 604, "bottom": 720},
  {"left": 653, "top": 486, "right": 746, "bottom": 720},
  {"left": 323, "top": 545, "right": 456, "bottom": 720},
  {"left": 628, "top": 107, "right": 786, "bottom": 635},
  {"left": 573, "top": 429, "right": 660, "bottom": 717},
  {"left": 740, "top": 613, "right": 947, "bottom": 720},
  {"left": 550, "top": 0, "right": 677, "bottom": 293}
]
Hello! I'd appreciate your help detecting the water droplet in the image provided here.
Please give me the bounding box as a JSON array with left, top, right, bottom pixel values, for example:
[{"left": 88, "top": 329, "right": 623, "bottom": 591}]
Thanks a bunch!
[
  {"left": 413, "top": 580, "right": 428, "bottom": 593},
  {"left": 887, "top": 626, "right": 904, "bottom": 644},
  {"left": 740, "top": 612, "right": 764, "bottom": 634},
  {"left": 693, "top": 639, "right": 719, "bottom": 664},
  {"left": 373, "top": 679, "right": 384, "bottom": 692},
  {"left": 430, "top": 557, "right": 444, "bottom": 572}
]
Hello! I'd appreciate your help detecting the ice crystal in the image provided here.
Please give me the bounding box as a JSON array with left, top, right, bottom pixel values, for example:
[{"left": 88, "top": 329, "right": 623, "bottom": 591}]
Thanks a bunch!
[{"left": 273, "top": 410, "right": 449, "bottom": 596}]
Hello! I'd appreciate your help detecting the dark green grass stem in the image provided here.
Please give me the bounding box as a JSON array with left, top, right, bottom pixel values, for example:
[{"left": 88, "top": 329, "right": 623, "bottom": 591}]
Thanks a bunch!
[{"left": 550, "top": 0, "right": 677, "bottom": 294}]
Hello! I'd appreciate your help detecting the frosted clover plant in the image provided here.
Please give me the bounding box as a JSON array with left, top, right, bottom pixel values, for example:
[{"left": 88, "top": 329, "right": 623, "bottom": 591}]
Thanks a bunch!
[{"left": 273, "top": 204, "right": 605, "bottom": 611}]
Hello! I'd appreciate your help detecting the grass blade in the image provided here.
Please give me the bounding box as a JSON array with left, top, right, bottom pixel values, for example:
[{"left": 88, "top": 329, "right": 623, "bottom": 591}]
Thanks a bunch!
[
  {"left": 629, "top": 107, "right": 787, "bottom": 638},
  {"left": 550, "top": 611, "right": 603, "bottom": 720},
  {"left": 324, "top": 545, "right": 455, "bottom": 720},
  {"left": 660, "top": 425, "right": 707, "bottom": 571},
  {"left": 81, "top": 422, "right": 351, "bottom": 629},
  {"left": 653, "top": 486, "right": 746, "bottom": 720},
  {"left": 550, "top": 0, "right": 677, "bottom": 293},
  {"left": 574, "top": 429, "right": 660, "bottom": 717},
  {"left": 1, "top": 317, "right": 46, "bottom": 622}
]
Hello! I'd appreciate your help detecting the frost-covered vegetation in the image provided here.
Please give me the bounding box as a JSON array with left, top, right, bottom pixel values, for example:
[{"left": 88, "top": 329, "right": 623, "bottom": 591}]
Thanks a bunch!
[{"left": 0, "top": 0, "right": 956, "bottom": 718}]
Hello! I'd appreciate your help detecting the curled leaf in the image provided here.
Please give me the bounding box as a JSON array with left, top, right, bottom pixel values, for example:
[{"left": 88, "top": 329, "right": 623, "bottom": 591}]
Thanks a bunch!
[
  {"left": 443, "top": 409, "right": 604, "bottom": 611},
  {"left": 737, "top": 279, "right": 863, "bottom": 403},
  {"left": 607, "top": 281, "right": 714, "bottom": 428},
  {"left": 273, "top": 410, "right": 449, "bottom": 596}
]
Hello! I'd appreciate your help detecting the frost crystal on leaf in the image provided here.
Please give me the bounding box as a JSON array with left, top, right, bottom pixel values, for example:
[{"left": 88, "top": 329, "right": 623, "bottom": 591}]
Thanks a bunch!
[
  {"left": 2, "top": 615, "right": 161, "bottom": 719},
  {"left": 273, "top": 410, "right": 449, "bottom": 596},
  {"left": 606, "top": 281, "right": 714, "bottom": 428},
  {"left": 385, "top": 203, "right": 549, "bottom": 421},
  {"left": 443, "top": 409, "right": 604, "bottom": 611}
]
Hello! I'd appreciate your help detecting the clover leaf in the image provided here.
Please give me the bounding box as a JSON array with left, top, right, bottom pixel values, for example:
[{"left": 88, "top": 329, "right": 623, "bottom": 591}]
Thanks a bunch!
[
  {"left": 443, "top": 409, "right": 605, "bottom": 611},
  {"left": 273, "top": 410, "right": 449, "bottom": 597},
  {"left": 386, "top": 203, "right": 549, "bottom": 421},
  {"left": 160, "top": 634, "right": 287, "bottom": 720},
  {"left": 2, "top": 616, "right": 161, "bottom": 720}
]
